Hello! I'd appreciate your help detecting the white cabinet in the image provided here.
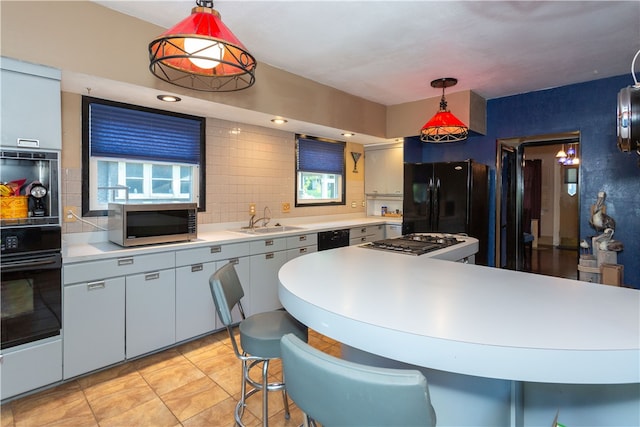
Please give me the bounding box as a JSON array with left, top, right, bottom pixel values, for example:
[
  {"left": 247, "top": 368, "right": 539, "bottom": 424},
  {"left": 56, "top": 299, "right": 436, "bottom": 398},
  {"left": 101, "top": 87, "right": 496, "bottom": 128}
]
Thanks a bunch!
[
  {"left": 126, "top": 269, "right": 175, "bottom": 358},
  {"left": 0, "top": 57, "right": 61, "bottom": 150},
  {"left": 175, "top": 242, "right": 250, "bottom": 342},
  {"left": 364, "top": 143, "right": 404, "bottom": 196},
  {"left": 175, "top": 261, "right": 219, "bottom": 342},
  {"left": 58, "top": 223, "right": 381, "bottom": 384},
  {"left": 349, "top": 225, "right": 385, "bottom": 245},
  {"left": 63, "top": 251, "right": 174, "bottom": 377},
  {"left": 286, "top": 233, "right": 318, "bottom": 261},
  {"left": 250, "top": 251, "right": 288, "bottom": 315},
  {"left": 1, "top": 338, "right": 62, "bottom": 399},
  {"left": 249, "top": 237, "right": 288, "bottom": 315},
  {"left": 386, "top": 224, "right": 402, "bottom": 238},
  {"left": 63, "top": 277, "right": 125, "bottom": 379}
]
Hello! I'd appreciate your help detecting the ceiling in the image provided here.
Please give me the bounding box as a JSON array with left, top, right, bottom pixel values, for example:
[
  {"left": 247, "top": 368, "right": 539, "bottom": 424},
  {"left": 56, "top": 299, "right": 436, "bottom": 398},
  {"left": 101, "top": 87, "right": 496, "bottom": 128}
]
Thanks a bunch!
[{"left": 84, "top": 0, "right": 640, "bottom": 143}]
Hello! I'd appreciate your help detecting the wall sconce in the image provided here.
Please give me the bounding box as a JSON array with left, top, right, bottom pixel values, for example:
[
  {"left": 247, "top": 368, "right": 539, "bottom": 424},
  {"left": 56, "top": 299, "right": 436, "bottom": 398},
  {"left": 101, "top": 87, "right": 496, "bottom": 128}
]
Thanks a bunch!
[{"left": 351, "top": 152, "right": 362, "bottom": 173}]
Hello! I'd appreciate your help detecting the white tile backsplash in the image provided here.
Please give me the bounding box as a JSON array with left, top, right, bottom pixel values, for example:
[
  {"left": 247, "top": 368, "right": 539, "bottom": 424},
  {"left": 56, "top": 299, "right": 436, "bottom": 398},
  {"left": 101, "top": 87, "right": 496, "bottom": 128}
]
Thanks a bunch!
[{"left": 62, "top": 117, "right": 365, "bottom": 234}]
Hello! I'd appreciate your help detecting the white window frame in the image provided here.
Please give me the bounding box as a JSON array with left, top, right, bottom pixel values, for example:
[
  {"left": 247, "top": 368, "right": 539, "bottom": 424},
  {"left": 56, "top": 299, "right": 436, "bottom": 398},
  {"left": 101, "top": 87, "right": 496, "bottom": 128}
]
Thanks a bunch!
[
  {"left": 296, "top": 171, "right": 343, "bottom": 204},
  {"left": 89, "top": 157, "right": 198, "bottom": 211}
]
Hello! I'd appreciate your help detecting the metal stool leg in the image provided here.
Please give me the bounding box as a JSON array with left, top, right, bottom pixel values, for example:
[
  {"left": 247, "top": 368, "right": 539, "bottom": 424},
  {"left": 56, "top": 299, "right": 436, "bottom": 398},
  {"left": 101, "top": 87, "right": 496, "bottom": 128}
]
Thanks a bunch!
[
  {"left": 235, "top": 358, "right": 249, "bottom": 426},
  {"left": 262, "top": 359, "right": 269, "bottom": 427},
  {"left": 281, "top": 370, "right": 291, "bottom": 419}
]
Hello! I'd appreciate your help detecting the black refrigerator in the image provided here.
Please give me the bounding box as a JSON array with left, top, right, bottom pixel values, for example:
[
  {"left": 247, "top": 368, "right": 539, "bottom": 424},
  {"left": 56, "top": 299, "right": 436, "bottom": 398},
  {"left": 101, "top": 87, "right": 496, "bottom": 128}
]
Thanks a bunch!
[{"left": 402, "top": 160, "right": 489, "bottom": 265}]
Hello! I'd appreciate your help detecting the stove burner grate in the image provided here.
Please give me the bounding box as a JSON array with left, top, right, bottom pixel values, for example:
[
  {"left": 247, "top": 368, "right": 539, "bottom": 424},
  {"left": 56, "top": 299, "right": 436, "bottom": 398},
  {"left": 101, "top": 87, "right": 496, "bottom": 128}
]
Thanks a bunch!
[{"left": 362, "top": 233, "right": 463, "bottom": 256}]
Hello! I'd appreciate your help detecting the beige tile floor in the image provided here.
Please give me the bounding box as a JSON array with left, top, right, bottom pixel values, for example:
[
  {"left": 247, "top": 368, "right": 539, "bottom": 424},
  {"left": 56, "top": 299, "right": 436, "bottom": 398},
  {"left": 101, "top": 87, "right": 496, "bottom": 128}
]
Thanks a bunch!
[{"left": 1, "top": 329, "right": 340, "bottom": 427}]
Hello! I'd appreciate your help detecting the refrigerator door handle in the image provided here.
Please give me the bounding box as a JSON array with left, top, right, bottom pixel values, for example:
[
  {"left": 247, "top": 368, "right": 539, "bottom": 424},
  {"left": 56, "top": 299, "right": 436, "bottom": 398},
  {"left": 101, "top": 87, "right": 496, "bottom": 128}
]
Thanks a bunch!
[
  {"left": 427, "top": 177, "right": 434, "bottom": 229},
  {"left": 434, "top": 178, "right": 441, "bottom": 230}
]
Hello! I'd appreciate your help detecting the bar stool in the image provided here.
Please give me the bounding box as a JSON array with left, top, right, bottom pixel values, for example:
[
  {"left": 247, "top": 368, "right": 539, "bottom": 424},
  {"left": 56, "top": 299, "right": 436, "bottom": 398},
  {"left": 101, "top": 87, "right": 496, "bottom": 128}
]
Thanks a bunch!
[
  {"left": 280, "top": 333, "right": 437, "bottom": 427},
  {"left": 209, "top": 262, "right": 308, "bottom": 426}
]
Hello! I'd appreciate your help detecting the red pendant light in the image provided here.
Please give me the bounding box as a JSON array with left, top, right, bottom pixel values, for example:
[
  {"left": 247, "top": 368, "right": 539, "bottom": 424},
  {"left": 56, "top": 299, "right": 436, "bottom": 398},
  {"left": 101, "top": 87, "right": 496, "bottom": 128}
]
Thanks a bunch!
[
  {"left": 149, "top": 0, "right": 256, "bottom": 92},
  {"left": 420, "top": 78, "right": 469, "bottom": 143}
]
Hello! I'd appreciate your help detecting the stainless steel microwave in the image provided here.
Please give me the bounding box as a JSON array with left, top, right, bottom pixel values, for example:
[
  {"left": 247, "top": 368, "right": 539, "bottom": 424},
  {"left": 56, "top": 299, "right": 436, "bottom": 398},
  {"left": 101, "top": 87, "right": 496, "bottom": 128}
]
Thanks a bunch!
[{"left": 108, "top": 202, "right": 197, "bottom": 247}]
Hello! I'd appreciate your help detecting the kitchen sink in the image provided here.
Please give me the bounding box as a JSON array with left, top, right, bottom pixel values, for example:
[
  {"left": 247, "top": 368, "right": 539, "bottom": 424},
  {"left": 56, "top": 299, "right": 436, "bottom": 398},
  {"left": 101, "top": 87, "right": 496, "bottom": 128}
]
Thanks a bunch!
[{"left": 231, "top": 225, "right": 305, "bottom": 234}]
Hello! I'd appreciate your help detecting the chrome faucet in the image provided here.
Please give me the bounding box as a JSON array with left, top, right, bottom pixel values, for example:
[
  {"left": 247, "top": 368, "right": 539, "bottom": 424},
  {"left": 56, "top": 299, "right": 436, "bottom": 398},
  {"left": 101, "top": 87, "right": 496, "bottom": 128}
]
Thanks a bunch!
[{"left": 249, "top": 206, "right": 271, "bottom": 229}]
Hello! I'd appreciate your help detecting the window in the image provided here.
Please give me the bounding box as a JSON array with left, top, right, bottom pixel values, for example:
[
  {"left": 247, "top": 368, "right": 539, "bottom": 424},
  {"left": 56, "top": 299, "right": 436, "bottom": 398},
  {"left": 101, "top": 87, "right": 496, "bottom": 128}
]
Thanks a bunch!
[
  {"left": 295, "top": 135, "right": 345, "bottom": 206},
  {"left": 82, "top": 97, "right": 205, "bottom": 216}
]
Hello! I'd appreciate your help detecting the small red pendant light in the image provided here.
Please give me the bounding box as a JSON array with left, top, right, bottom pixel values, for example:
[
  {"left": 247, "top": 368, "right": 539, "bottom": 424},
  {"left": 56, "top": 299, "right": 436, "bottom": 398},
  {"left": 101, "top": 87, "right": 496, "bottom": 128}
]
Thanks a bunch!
[
  {"left": 149, "top": 0, "right": 256, "bottom": 92},
  {"left": 420, "top": 78, "right": 469, "bottom": 143}
]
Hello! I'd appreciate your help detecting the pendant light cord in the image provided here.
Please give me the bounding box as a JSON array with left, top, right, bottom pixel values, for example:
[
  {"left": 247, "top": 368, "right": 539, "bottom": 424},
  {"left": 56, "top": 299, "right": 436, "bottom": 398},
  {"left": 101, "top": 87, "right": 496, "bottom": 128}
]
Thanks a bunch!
[{"left": 439, "top": 87, "right": 447, "bottom": 111}]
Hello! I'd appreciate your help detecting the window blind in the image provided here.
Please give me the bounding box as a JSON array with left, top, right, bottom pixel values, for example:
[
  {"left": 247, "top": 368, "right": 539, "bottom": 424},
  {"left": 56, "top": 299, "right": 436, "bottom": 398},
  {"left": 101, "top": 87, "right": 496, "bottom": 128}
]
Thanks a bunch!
[
  {"left": 89, "top": 102, "right": 202, "bottom": 164},
  {"left": 296, "top": 137, "right": 345, "bottom": 174}
]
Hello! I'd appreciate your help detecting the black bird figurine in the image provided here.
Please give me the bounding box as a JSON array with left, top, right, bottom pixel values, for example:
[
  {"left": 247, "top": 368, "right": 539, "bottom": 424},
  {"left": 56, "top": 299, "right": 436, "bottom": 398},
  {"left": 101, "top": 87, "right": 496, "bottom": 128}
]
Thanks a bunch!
[{"left": 589, "top": 191, "right": 616, "bottom": 232}]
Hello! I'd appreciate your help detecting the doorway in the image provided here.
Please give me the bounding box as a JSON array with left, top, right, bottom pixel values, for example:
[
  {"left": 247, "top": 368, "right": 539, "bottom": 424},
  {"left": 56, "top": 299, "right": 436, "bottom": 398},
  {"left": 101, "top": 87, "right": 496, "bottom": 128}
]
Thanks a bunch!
[{"left": 496, "top": 132, "right": 580, "bottom": 277}]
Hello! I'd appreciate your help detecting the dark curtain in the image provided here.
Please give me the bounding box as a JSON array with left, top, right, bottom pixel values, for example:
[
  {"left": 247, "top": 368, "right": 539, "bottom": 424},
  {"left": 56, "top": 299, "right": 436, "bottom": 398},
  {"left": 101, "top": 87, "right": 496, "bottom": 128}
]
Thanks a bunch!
[{"left": 523, "top": 159, "right": 542, "bottom": 234}]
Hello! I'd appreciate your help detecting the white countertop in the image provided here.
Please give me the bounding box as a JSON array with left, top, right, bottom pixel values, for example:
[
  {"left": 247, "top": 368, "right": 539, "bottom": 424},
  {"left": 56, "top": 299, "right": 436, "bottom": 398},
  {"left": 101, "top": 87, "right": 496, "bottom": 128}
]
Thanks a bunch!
[
  {"left": 278, "top": 245, "right": 640, "bottom": 384},
  {"left": 62, "top": 215, "right": 399, "bottom": 263}
]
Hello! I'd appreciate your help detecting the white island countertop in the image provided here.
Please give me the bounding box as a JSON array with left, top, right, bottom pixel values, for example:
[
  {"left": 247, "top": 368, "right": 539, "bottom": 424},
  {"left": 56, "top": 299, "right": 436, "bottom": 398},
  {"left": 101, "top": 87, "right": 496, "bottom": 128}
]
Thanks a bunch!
[{"left": 278, "top": 245, "right": 640, "bottom": 385}]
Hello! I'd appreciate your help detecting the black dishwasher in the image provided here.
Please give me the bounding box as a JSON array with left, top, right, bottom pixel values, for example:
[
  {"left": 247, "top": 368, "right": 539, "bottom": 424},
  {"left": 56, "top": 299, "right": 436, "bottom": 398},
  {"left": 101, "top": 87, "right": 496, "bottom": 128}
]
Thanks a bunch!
[{"left": 317, "top": 229, "right": 350, "bottom": 251}]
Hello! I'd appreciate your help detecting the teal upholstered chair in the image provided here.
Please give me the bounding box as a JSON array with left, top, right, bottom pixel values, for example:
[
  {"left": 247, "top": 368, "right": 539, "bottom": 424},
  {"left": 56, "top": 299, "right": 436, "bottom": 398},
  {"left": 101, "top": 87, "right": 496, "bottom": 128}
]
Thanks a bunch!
[
  {"left": 280, "top": 333, "right": 437, "bottom": 427},
  {"left": 210, "top": 262, "right": 308, "bottom": 427}
]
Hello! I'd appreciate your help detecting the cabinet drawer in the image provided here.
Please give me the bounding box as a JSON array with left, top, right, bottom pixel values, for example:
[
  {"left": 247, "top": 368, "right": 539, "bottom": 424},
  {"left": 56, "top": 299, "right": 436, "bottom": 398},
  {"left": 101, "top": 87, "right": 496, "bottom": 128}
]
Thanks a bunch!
[
  {"left": 286, "top": 233, "right": 318, "bottom": 249},
  {"left": 1, "top": 338, "right": 62, "bottom": 399},
  {"left": 350, "top": 226, "right": 370, "bottom": 238},
  {"left": 63, "top": 252, "right": 175, "bottom": 284},
  {"left": 350, "top": 235, "right": 373, "bottom": 246},
  {"left": 286, "top": 246, "right": 317, "bottom": 261},
  {"left": 250, "top": 237, "right": 286, "bottom": 254},
  {"left": 175, "top": 242, "right": 250, "bottom": 266}
]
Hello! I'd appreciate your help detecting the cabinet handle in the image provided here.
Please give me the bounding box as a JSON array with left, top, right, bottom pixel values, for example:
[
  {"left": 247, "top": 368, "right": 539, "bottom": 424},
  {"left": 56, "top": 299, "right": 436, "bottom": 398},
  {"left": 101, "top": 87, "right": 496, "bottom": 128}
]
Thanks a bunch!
[
  {"left": 17, "top": 138, "right": 39, "bottom": 148},
  {"left": 87, "top": 281, "right": 105, "bottom": 290},
  {"left": 145, "top": 272, "right": 160, "bottom": 281},
  {"left": 265, "top": 253, "right": 274, "bottom": 260},
  {"left": 117, "top": 257, "right": 134, "bottom": 266},
  {"left": 191, "top": 264, "right": 203, "bottom": 272},
  {"left": 265, "top": 239, "right": 274, "bottom": 246},
  {"left": 299, "top": 248, "right": 308, "bottom": 254},
  {"left": 360, "top": 237, "right": 367, "bottom": 242},
  {"left": 299, "top": 235, "right": 307, "bottom": 241},
  {"left": 210, "top": 246, "right": 222, "bottom": 254},
  {"left": 360, "top": 228, "right": 366, "bottom": 233},
  {"left": 229, "top": 258, "right": 239, "bottom": 265}
]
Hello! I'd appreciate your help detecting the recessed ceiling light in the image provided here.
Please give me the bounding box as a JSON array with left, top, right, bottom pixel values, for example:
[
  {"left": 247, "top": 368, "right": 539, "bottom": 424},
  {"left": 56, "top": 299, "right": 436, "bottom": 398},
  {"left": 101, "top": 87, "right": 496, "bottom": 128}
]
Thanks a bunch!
[
  {"left": 157, "top": 94, "right": 181, "bottom": 102},
  {"left": 271, "top": 118, "right": 288, "bottom": 125},
  {"left": 342, "top": 132, "right": 355, "bottom": 137}
]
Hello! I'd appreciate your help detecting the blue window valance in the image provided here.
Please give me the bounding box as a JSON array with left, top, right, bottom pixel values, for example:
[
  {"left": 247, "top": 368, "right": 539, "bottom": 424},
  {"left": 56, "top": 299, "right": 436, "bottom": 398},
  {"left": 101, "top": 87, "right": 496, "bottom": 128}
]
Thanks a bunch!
[
  {"left": 296, "top": 136, "right": 345, "bottom": 174},
  {"left": 89, "top": 102, "right": 202, "bottom": 164}
]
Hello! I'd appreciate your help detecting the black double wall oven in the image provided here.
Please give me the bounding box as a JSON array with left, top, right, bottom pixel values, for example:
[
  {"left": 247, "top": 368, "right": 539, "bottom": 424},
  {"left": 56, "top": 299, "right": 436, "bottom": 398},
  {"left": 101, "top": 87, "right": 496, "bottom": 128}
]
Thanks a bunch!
[{"left": 1, "top": 149, "right": 62, "bottom": 351}]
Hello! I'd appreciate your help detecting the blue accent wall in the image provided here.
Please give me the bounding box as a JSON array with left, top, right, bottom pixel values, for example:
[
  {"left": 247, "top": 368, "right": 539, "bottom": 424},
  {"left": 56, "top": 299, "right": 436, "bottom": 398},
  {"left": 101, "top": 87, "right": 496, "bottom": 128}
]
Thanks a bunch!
[{"left": 406, "top": 74, "right": 640, "bottom": 288}]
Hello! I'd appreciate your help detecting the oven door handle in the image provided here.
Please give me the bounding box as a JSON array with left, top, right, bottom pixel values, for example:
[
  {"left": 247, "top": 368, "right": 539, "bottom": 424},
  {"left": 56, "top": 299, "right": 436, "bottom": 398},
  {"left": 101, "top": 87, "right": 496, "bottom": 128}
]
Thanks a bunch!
[{"left": 1, "top": 254, "right": 62, "bottom": 272}]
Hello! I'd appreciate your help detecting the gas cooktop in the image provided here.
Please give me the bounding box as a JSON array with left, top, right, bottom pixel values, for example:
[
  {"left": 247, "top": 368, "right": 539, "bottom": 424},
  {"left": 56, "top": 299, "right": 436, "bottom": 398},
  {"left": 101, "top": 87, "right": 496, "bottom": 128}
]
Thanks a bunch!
[{"left": 361, "top": 233, "right": 464, "bottom": 256}]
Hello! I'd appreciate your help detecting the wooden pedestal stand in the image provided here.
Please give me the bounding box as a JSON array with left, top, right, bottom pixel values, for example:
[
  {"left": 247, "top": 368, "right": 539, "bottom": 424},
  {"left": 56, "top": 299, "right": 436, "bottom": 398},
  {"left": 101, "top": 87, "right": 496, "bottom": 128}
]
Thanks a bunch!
[{"left": 578, "top": 237, "right": 623, "bottom": 286}]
